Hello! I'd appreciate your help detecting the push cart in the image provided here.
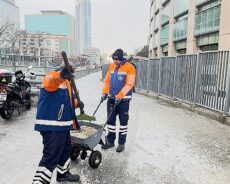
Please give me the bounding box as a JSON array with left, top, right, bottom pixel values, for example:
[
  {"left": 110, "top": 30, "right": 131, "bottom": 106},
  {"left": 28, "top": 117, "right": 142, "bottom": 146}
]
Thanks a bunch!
[{"left": 70, "top": 121, "right": 104, "bottom": 168}]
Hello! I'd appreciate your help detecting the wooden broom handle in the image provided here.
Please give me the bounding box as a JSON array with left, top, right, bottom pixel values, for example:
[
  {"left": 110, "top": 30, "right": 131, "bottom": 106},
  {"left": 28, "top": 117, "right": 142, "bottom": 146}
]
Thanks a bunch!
[{"left": 61, "top": 51, "right": 84, "bottom": 114}]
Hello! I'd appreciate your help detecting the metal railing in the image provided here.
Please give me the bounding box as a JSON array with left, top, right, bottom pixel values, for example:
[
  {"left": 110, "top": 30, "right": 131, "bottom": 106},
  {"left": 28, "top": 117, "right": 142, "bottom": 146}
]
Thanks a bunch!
[
  {"left": 0, "top": 54, "right": 88, "bottom": 75},
  {"left": 102, "top": 51, "right": 230, "bottom": 115},
  {"left": 0, "top": 53, "right": 101, "bottom": 89}
]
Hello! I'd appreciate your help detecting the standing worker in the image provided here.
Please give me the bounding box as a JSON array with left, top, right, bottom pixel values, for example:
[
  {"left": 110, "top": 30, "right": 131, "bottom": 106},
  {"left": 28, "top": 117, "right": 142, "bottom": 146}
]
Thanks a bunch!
[
  {"left": 32, "top": 62, "right": 83, "bottom": 183},
  {"left": 101, "top": 49, "right": 136, "bottom": 152}
]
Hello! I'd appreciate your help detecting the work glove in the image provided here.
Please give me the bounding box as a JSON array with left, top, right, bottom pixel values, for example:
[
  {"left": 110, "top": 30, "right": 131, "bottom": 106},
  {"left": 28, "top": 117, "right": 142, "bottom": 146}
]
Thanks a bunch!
[
  {"left": 78, "top": 101, "right": 84, "bottom": 109},
  {"left": 115, "top": 98, "right": 121, "bottom": 106},
  {"left": 60, "top": 68, "right": 74, "bottom": 80},
  {"left": 101, "top": 94, "right": 108, "bottom": 102}
]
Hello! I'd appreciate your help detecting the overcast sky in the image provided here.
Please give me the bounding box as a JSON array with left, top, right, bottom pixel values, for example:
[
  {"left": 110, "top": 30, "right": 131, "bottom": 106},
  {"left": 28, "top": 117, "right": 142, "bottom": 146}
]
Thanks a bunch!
[{"left": 15, "top": 0, "right": 150, "bottom": 55}]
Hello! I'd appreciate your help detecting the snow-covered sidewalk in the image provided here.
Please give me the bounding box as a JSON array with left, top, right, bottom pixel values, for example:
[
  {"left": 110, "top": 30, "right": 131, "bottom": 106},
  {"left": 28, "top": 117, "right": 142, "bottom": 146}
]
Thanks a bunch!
[{"left": 0, "top": 72, "right": 230, "bottom": 184}]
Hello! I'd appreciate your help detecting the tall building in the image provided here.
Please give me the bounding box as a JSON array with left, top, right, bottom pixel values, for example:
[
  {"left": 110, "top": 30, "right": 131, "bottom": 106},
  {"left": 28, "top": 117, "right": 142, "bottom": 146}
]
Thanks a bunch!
[
  {"left": 149, "top": 0, "right": 230, "bottom": 58},
  {"left": 75, "top": 0, "right": 92, "bottom": 54},
  {"left": 25, "top": 11, "right": 76, "bottom": 57},
  {"left": 0, "top": 0, "right": 20, "bottom": 27}
]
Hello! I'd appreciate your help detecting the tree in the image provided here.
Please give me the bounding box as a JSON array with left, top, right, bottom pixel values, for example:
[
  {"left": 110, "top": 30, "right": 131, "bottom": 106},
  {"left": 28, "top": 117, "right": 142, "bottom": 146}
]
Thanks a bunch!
[
  {"left": 136, "top": 45, "right": 149, "bottom": 58},
  {"left": 5, "top": 28, "right": 26, "bottom": 54},
  {"left": 0, "top": 19, "right": 14, "bottom": 52}
]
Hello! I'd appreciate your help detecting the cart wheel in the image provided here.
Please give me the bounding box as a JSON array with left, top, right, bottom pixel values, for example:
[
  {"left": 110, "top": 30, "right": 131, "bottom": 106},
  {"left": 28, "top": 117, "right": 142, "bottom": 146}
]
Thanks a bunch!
[
  {"left": 70, "top": 147, "right": 80, "bottom": 160},
  {"left": 88, "top": 151, "right": 102, "bottom": 169},
  {"left": 80, "top": 150, "right": 87, "bottom": 160}
]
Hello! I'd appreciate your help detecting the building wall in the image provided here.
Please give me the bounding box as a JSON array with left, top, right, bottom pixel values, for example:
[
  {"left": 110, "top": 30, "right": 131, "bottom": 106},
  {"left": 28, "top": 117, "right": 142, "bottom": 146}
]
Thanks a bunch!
[
  {"left": 0, "top": 0, "right": 20, "bottom": 28},
  {"left": 20, "top": 33, "right": 71, "bottom": 57},
  {"left": 25, "top": 12, "right": 76, "bottom": 57},
  {"left": 149, "top": 0, "right": 227, "bottom": 58},
  {"left": 219, "top": 0, "right": 230, "bottom": 50}
]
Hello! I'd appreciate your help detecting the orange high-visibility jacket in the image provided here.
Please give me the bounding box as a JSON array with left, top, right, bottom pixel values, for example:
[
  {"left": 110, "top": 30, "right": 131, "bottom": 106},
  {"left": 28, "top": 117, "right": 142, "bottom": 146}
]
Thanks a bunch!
[
  {"left": 103, "top": 60, "right": 136, "bottom": 100},
  {"left": 35, "top": 69, "right": 78, "bottom": 132}
]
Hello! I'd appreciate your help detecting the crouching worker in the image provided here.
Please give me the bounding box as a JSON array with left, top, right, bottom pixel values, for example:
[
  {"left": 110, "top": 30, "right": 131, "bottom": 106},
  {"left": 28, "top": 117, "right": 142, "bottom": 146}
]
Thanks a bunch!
[{"left": 32, "top": 62, "right": 83, "bottom": 183}]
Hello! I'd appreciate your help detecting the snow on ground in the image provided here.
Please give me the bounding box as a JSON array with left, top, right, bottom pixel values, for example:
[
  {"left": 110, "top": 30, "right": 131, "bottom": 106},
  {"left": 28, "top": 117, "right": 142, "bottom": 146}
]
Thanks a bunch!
[{"left": 0, "top": 72, "right": 230, "bottom": 184}]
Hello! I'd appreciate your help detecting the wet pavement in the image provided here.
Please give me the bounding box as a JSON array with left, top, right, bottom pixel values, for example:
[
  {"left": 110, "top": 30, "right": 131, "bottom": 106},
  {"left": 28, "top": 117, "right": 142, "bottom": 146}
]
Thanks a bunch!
[{"left": 0, "top": 72, "right": 230, "bottom": 184}]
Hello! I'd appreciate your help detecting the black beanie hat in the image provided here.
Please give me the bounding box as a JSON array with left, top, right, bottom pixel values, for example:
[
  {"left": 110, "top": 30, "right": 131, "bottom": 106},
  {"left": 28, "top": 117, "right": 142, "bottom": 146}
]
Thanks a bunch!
[{"left": 112, "top": 49, "right": 124, "bottom": 61}]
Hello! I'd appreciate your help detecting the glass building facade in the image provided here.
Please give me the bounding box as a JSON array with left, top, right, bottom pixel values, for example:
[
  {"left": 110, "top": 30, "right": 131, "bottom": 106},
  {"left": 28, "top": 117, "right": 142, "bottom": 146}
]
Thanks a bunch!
[
  {"left": 149, "top": 0, "right": 226, "bottom": 58},
  {"left": 75, "top": 0, "right": 92, "bottom": 54},
  {"left": 25, "top": 15, "right": 72, "bottom": 35}
]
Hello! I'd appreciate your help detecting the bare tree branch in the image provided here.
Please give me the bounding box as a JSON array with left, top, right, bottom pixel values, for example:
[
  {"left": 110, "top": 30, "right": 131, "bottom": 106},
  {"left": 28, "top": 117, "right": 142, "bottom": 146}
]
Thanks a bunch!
[
  {"left": 0, "top": 18, "right": 14, "bottom": 38},
  {"left": 4, "top": 28, "right": 26, "bottom": 54}
]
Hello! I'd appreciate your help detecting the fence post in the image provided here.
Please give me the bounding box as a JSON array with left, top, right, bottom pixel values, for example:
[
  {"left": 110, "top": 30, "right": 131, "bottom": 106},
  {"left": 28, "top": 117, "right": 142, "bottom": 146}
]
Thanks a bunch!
[
  {"left": 157, "top": 58, "right": 162, "bottom": 94},
  {"left": 146, "top": 60, "right": 150, "bottom": 91},
  {"left": 193, "top": 53, "right": 200, "bottom": 105},
  {"left": 13, "top": 54, "right": 16, "bottom": 72},
  {"left": 224, "top": 51, "right": 230, "bottom": 115},
  {"left": 45, "top": 59, "right": 48, "bottom": 73},
  {"left": 172, "top": 56, "right": 177, "bottom": 99}
]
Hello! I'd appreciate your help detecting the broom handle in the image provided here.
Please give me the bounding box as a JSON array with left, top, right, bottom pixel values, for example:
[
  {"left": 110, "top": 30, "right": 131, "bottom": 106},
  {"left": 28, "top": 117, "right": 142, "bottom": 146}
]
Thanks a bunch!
[
  {"left": 104, "top": 105, "right": 116, "bottom": 127},
  {"left": 61, "top": 51, "right": 84, "bottom": 114},
  {"left": 93, "top": 100, "right": 103, "bottom": 116}
]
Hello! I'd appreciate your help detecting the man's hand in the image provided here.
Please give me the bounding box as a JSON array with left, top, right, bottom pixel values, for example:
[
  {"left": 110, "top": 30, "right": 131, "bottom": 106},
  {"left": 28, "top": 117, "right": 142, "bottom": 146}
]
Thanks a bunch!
[
  {"left": 101, "top": 94, "right": 108, "bottom": 102},
  {"left": 60, "top": 68, "right": 74, "bottom": 80},
  {"left": 78, "top": 101, "right": 84, "bottom": 109},
  {"left": 115, "top": 98, "right": 121, "bottom": 106}
]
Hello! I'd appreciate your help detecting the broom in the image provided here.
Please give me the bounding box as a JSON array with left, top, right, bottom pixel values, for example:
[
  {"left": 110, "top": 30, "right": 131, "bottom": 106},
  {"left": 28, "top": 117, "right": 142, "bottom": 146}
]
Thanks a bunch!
[{"left": 61, "top": 52, "right": 96, "bottom": 127}]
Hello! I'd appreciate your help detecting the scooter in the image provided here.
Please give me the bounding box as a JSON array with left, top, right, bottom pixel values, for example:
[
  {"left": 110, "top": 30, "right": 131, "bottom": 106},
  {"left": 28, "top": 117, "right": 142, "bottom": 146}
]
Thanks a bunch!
[{"left": 0, "top": 66, "right": 35, "bottom": 120}]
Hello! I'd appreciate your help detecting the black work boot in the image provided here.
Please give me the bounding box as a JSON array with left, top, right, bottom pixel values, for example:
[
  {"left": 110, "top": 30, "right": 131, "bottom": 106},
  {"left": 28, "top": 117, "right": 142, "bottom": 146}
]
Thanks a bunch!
[
  {"left": 57, "top": 172, "right": 80, "bottom": 182},
  {"left": 101, "top": 142, "right": 115, "bottom": 149},
  {"left": 116, "top": 144, "right": 125, "bottom": 152}
]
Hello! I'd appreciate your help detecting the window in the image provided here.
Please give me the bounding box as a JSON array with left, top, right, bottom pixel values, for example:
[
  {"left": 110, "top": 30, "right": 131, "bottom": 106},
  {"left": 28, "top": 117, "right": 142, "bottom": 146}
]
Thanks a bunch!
[
  {"left": 175, "top": 40, "right": 187, "bottom": 50},
  {"left": 195, "top": 4, "right": 221, "bottom": 35},
  {"left": 196, "top": 0, "right": 220, "bottom": 6},
  {"left": 162, "top": 0, "right": 170, "bottom": 5},
  {"left": 173, "top": 16, "right": 188, "bottom": 41},
  {"left": 196, "top": 0, "right": 209, "bottom": 5},
  {"left": 174, "top": 0, "right": 189, "bottom": 17},
  {"left": 161, "top": 3, "right": 170, "bottom": 25},
  {"left": 154, "top": 13, "right": 160, "bottom": 31},
  {"left": 47, "top": 40, "right": 51, "bottom": 46},
  {"left": 197, "top": 32, "right": 219, "bottom": 46},
  {"left": 153, "top": 32, "right": 159, "bottom": 48},
  {"left": 160, "top": 25, "right": 169, "bottom": 45}
]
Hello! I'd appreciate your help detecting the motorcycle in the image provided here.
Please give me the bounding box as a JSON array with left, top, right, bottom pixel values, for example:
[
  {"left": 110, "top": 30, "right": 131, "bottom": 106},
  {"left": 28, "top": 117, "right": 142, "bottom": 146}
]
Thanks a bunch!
[{"left": 0, "top": 66, "right": 35, "bottom": 120}]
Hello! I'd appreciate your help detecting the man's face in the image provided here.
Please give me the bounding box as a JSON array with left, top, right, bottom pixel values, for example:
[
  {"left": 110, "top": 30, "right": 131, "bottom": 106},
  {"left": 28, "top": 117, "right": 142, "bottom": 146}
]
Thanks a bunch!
[{"left": 113, "top": 59, "right": 121, "bottom": 66}]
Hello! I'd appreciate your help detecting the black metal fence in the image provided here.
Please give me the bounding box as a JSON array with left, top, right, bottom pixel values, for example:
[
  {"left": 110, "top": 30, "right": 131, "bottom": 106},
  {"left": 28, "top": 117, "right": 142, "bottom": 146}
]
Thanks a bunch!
[{"left": 102, "top": 51, "right": 230, "bottom": 114}]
